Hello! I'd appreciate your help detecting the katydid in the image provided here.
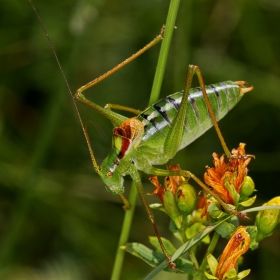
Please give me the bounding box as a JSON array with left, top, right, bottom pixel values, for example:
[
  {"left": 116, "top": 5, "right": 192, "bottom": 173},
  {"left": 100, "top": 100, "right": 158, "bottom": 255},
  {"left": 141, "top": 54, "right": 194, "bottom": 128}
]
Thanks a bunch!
[{"left": 29, "top": 0, "right": 253, "bottom": 269}]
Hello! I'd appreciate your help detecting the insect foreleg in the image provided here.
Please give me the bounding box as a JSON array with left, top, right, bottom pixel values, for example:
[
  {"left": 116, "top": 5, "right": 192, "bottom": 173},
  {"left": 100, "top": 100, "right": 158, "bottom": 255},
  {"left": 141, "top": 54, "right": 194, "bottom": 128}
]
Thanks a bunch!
[
  {"left": 104, "top": 104, "right": 142, "bottom": 115},
  {"left": 76, "top": 93, "right": 127, "bottom": 127},
  {"left": 74, "top": 32, "right": 164, "bottom": 127}
]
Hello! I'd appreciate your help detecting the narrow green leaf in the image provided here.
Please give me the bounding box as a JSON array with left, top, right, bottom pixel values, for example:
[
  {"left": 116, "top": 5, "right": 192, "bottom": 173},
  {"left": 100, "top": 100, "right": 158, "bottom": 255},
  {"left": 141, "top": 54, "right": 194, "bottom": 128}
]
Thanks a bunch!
[
  {"left": 239, "top": 195, "right": 256, "bottom": 207},
  {"left": 143, "top": 216, "right": 233, "bottom": 279},
  {"left": 242, "top": 205, "right": 280, "bottom": 213},
  {"left": 237, "top": 269, "right": 251, "bottom": 279},
  {"left": 204, "top": 271, "right": 218, "bottom": 279},
  {"left": 223, "top": 268, "right": 237, "bottom": 279},
  {"left": 225, "top": 182, "right": 240, "bottom": 206},
  {"left": 149, "top": 203, "right": 166, "bottom": 213},
  {"left": 206, "top": 253, "right": 218, "bottom": 276}
]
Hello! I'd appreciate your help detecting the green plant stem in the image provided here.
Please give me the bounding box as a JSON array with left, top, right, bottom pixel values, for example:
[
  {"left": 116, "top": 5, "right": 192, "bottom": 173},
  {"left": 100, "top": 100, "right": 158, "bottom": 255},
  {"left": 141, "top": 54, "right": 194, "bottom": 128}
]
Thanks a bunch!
[
  {"left": 110, "top": 0, "right": 181, "bottom": 279},
  {"left": 149, "top": 0, "right": 182, "bottom": 104},
  {"left": 194, "top": 231, "right": 220, "bottom": 280},
  {"left": 110, "top": 182, "right": 138, "bottom": 280},
  {"left": 180, "top": 215, "right": 199, "bottom": 270},
  {"left": 179, "top": 226, "right": 199, "bottom": 277}
]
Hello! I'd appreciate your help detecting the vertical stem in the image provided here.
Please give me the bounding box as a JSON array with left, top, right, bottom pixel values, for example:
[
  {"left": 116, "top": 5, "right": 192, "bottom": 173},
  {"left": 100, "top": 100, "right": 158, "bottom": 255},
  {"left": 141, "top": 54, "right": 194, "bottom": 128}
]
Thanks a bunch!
[
  {"left": 194, "top": 232, "right": 220, "bottom": 280},
  {"left": 179, "top": 227, "right": 199, "bottom": 273},
  {"left": 111, "top": 0, "right": 181, "bottom": 278},
  {"left": 149, "top": 0, "right": 182, "bottom": 105},
  {"left": 110, "top": 182, "right": 138, "bottom": 280}
]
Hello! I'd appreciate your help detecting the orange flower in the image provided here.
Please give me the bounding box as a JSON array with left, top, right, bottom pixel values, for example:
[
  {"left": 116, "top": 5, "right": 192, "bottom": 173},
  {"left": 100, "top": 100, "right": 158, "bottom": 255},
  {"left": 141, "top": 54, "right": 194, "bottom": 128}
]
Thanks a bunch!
[
  {"left": 149, "top": 164, "right": 183, "bottom": 203},
  {"left": 149, "top": 164, "right": 197, "bottom": 226},
  {"left": 215, "top": 226, "right": 250, "bottom": 279},
  {"left": 230, "top": 144, "right": 252, "bottom": 193},
  {"left": 196, "top": 194, "right": 210, "bottom": 219},
  {"left": 149, "top": 175, "right": 165, "bottom": 203},
  {"left": 204, "top": 143, "right": 252, "bottom": 205}
]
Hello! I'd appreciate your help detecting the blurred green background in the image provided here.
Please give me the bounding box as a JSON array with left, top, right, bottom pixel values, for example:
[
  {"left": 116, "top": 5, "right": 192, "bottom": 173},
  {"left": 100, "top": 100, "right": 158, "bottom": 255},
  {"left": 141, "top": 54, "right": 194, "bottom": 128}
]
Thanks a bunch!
[{"left": 0, "top": 0, "right": 279, "bottom": 279}]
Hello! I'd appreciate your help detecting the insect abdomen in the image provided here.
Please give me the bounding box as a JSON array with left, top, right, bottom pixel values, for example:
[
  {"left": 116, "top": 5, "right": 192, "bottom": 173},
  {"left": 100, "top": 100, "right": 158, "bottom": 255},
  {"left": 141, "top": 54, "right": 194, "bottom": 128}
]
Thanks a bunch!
[{"left": 137, "top": 81, "right": 242, "bottom": 161}]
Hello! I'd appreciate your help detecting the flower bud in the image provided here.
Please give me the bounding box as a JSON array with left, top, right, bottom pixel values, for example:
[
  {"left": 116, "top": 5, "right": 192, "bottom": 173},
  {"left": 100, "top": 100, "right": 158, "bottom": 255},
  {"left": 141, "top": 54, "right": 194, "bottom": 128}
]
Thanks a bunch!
[
  {"left": 175, "top": 182, "right": 197, "bottom": 216},
  {"left": 240, "top": 176, "right": 255, "bottom": 199},
  {"left": 255, "top": 196, "right": 280, "bottom": 242},
  {"left": 163, "top": 190, "right": 181, "bottom": 229}
]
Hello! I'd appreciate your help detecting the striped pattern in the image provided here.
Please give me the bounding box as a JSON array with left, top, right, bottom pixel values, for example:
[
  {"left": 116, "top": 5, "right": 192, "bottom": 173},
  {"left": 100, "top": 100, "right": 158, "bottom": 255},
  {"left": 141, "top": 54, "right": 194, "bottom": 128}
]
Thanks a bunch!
[{"left": 137, "top": 81, "right": 241, "bottom": 158}]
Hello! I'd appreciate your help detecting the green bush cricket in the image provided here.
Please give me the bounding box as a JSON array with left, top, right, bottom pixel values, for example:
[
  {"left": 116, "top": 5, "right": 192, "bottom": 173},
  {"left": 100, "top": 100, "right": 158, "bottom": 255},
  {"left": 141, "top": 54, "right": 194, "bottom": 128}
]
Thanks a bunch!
[{"left": 29, "top": 0, "right": 253, "bottom": 269}]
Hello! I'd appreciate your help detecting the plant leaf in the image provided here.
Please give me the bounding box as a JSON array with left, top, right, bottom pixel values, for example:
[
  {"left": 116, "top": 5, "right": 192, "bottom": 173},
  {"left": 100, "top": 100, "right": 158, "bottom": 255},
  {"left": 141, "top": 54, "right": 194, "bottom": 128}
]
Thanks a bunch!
[
  {"left": 149, "top": 203, "right": 166, "bottom": 213},
  {"left": 237, "top": 269, "right": 251, "bottom": 279},
  {"left": 207, "top": 253, "right": 218, "bottom": 276},
  {"left": 225, "top": 181, "right": 240, "bottom": 206},
  {"left": 239, "top": 195, "right": 256, "bottom": 207},
  {"left": 245, "top": 226, "right": 259, "bottom": 250},
  {"left": 223, "top": 268, "right": 237, "bottom": 279},
  {"left": 124, "top": 242, "right": 164, "bottom": 265},
  {"left": 242, "top": 205, "right": 280, "bottom": 213},
  {"left": 149, "top": 236, "right": 176, "bottom": 254},
  {"left": 143, "top": 215, "right": 233, "bottom": 279},
  {"left": 186, "top": 223, "right": 210, "bottom": 244},
  {"left": 204, "top": 271, "right": 218, "bottom": 279},
  {"left": 215, "top": 221, "right": 236, "bottom": 238},
  {"left": 124, "top": 242, "right": 196, "bottom": 274}
]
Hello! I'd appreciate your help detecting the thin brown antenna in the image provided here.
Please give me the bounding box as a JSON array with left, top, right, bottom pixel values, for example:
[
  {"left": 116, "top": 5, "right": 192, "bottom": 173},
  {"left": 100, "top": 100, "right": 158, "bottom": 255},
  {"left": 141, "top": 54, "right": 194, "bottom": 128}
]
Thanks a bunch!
[{"left": 28, "top": 0, "right": 101, "bottom": 175}]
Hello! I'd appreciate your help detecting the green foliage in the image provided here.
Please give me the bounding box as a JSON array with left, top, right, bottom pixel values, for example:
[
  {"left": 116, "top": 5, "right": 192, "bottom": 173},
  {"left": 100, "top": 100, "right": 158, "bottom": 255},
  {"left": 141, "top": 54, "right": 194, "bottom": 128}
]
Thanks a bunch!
[{"left": 124, "top": 238, "right": 197, "bottom": 274}]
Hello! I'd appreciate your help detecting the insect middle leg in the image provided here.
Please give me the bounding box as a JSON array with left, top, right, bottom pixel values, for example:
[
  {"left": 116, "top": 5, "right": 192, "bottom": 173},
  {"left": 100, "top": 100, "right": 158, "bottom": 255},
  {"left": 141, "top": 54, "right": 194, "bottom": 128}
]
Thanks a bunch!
[{"left": 74, "top": 31, "right": 164, "bottom": 127}]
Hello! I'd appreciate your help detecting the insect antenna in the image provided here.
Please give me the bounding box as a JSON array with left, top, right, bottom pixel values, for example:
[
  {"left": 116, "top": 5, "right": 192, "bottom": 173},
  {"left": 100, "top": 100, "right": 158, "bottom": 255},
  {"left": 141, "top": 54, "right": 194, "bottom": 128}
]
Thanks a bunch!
[{"left": 29, "top": 0, "right": 101, "bottom": 176}]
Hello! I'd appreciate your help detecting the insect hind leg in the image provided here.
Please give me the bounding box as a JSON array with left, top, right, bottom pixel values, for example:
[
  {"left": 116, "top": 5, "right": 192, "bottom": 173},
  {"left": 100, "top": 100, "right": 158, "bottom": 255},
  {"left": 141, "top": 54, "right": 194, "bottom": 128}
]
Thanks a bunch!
[
  {"left": 163, "top": 65, "right": 231, "bottom": 161},
  {"left": 188, "top": 65, "right": 231, "bottom": 157}
]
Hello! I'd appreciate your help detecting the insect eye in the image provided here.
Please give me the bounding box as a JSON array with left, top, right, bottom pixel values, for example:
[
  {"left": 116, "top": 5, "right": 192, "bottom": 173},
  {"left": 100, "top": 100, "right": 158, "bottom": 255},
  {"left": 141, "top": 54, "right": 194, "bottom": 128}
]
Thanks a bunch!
[{"left": 107, "top": 171, "right": 113, "bottom": 178}]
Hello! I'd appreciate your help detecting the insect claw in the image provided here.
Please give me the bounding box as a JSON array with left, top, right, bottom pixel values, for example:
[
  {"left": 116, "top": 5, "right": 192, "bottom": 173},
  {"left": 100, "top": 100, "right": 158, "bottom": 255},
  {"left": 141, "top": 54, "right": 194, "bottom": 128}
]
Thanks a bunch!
[
  {"left": 238, "top": 211, "right": 251, "bottom": 220},
  {"left": 119, "top": 194, "right": 131, "bottom": 210},
  {"left": 160, "top": 25, "right": 165, "bottom": 38},
  {"left": 169, "top": 260, "right": 177, "bottom": 272}
]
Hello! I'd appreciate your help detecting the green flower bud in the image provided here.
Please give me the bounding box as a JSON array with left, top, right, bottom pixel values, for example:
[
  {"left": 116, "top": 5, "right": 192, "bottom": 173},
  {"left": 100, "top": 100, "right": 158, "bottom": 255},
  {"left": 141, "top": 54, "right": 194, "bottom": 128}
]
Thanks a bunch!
[
  {"left": 175, "top": 182, "right": 197, "bottom": 216},
  {"left": 240, "top": 176, "right": 255, "bottom": 199},
  {"left": 163, "top": 190, "right": 181, "bottom": 229},
  {"left": 255, "top": 196, "right": 280, "bottom": 242}
]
